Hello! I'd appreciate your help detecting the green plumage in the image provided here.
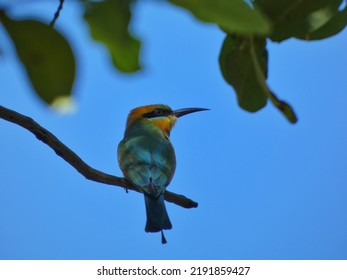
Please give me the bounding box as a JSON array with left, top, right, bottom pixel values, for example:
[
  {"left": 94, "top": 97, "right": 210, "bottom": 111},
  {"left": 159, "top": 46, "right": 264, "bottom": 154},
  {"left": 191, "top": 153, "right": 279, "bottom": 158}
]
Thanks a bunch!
[{"left": 118, "top": 118, "right": 175, "bottom": 235}]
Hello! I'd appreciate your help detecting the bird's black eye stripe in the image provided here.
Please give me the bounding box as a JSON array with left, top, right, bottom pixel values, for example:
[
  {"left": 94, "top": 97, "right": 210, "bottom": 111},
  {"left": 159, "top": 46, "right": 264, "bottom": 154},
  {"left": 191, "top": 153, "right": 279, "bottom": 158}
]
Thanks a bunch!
[{"left": 143, "top": 108, "right": 171, "bottom": 118}]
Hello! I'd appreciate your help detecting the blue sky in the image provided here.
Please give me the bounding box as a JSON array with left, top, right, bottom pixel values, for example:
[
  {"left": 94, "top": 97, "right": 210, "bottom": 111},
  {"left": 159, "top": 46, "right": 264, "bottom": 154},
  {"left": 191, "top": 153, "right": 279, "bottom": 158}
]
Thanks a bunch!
[{"left": 1, "top": 1, "right": 347, "bottom": 259}]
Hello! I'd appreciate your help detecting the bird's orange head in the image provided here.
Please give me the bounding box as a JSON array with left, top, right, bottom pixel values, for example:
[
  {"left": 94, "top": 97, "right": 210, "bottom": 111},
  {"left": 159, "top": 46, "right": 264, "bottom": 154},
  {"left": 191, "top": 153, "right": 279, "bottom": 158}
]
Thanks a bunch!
[{"left": 125, "top": 104, "right": 208, "bottom": 135}]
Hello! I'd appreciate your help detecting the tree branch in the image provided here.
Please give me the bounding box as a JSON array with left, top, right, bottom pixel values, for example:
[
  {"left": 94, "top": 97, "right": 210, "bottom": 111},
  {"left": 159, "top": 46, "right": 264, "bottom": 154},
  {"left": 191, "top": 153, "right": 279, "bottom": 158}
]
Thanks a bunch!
[
  {"left": 50, "top": 0, "right": 65, "bottom": 27},
  {"left": 0, "top": 105, "right": 198, "bottom": 209}
]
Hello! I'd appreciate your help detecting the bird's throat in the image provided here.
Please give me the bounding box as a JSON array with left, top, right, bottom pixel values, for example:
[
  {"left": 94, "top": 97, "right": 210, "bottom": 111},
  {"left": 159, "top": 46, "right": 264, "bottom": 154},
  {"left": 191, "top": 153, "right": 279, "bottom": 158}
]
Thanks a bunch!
[{"left": 150, "top": 116, "right": 176, "bottom": 136}]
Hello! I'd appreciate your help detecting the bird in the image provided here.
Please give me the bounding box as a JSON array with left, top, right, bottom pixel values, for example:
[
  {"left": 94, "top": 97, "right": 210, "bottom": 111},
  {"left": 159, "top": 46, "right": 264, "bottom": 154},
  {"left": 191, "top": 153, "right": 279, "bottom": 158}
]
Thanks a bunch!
[{"left": 117, "top": 104, "right": 208, "bottom": 244}]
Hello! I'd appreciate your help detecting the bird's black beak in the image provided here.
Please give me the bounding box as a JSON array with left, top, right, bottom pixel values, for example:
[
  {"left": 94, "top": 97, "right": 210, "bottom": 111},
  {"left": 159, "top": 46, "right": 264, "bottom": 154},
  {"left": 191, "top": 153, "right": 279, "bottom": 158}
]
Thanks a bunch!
[{"left": 172, "top": 107, "right": 209, "bottom": 118}]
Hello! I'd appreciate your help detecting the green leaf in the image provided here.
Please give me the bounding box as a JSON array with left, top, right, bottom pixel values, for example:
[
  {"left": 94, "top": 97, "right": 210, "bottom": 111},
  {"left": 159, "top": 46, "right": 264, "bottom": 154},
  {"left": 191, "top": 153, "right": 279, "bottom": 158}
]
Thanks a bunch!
[
  {"left": 219, "top": 34, "right": 297, "bottom": 123},
  {"left": 254, "top": 0, "right": 343, "bottom": 41},
  {"left": 219, "top": 35, "right": 268, "bottom": 112},
  {"left": 298, "top": 6, "right": 347, "bottom": 40},
  {"left": 169, "top": 0, "right": 270, "bottom": 35},
  {"left": 0, "top": 12, "right": 75, "bottom": 106},
  {"left": 83, "top": 0, "right": 141, "bottom": 73}
]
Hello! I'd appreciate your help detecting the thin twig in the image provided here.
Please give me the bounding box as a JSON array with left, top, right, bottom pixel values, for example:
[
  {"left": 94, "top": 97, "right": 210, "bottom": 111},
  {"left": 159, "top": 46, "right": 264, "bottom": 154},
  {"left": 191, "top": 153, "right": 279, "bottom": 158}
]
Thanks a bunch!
[
  {"left": 0, "top": 105, "right": 198, "bottom": 209},
  {"left": 50, "top": 0, "right": 65, "bottom": 27}
]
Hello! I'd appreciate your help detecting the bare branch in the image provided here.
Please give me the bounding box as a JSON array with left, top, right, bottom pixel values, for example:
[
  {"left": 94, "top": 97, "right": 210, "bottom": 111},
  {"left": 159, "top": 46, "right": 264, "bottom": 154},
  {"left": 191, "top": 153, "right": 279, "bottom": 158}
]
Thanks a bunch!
[
  {"left": 0, "top": 105, "right": 198, "bottom": 209},
  {"left": 50, "top": 0, "right": 65, "bottom": 27}
]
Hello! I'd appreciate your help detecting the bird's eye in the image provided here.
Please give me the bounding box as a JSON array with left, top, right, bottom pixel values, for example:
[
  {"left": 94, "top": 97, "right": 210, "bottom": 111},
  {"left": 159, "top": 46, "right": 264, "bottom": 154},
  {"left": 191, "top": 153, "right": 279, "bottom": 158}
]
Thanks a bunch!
[
  {"left": 153, "top": 109, "right": 163, "bottom": 116},
  {"left": 143, "top": 108, "right": 169, "bottom": 118}
]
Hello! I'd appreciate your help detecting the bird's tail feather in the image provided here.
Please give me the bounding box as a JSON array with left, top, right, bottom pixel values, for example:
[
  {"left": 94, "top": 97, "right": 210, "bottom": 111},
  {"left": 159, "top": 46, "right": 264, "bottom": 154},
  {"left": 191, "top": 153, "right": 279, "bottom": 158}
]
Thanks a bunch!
[{"left": 144, "top": 193, "right": 172, "bottom": 234}]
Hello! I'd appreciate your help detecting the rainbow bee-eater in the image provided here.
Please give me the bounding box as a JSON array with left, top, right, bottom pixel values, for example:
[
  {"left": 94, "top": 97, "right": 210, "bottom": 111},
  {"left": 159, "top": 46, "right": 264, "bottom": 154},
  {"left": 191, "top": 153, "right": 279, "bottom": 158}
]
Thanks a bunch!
[{"left": 118, "top": 104, "right": 208, "bottom": 244}]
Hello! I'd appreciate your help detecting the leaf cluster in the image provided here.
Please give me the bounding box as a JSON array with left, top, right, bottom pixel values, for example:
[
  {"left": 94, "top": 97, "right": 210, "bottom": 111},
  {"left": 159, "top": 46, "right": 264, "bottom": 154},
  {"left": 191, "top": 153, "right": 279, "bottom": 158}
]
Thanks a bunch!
[{"left": 0, "top": 0, "right": 346, "bottom": 122}]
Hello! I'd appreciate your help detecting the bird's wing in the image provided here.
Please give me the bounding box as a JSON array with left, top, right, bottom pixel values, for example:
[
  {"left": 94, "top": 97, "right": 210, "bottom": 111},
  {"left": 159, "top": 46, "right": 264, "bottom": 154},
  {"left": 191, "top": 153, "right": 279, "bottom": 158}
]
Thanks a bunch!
[{"left": 117, "top": 136, "right": 175, "bottom": 196}]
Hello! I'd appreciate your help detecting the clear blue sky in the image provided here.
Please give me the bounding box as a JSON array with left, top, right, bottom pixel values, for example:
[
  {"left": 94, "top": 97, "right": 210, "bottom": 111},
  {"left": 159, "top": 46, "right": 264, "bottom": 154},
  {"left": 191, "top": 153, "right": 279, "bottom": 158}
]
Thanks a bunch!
[{"left": 1, "top": 1, "right": 347, "bottom": 259}]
